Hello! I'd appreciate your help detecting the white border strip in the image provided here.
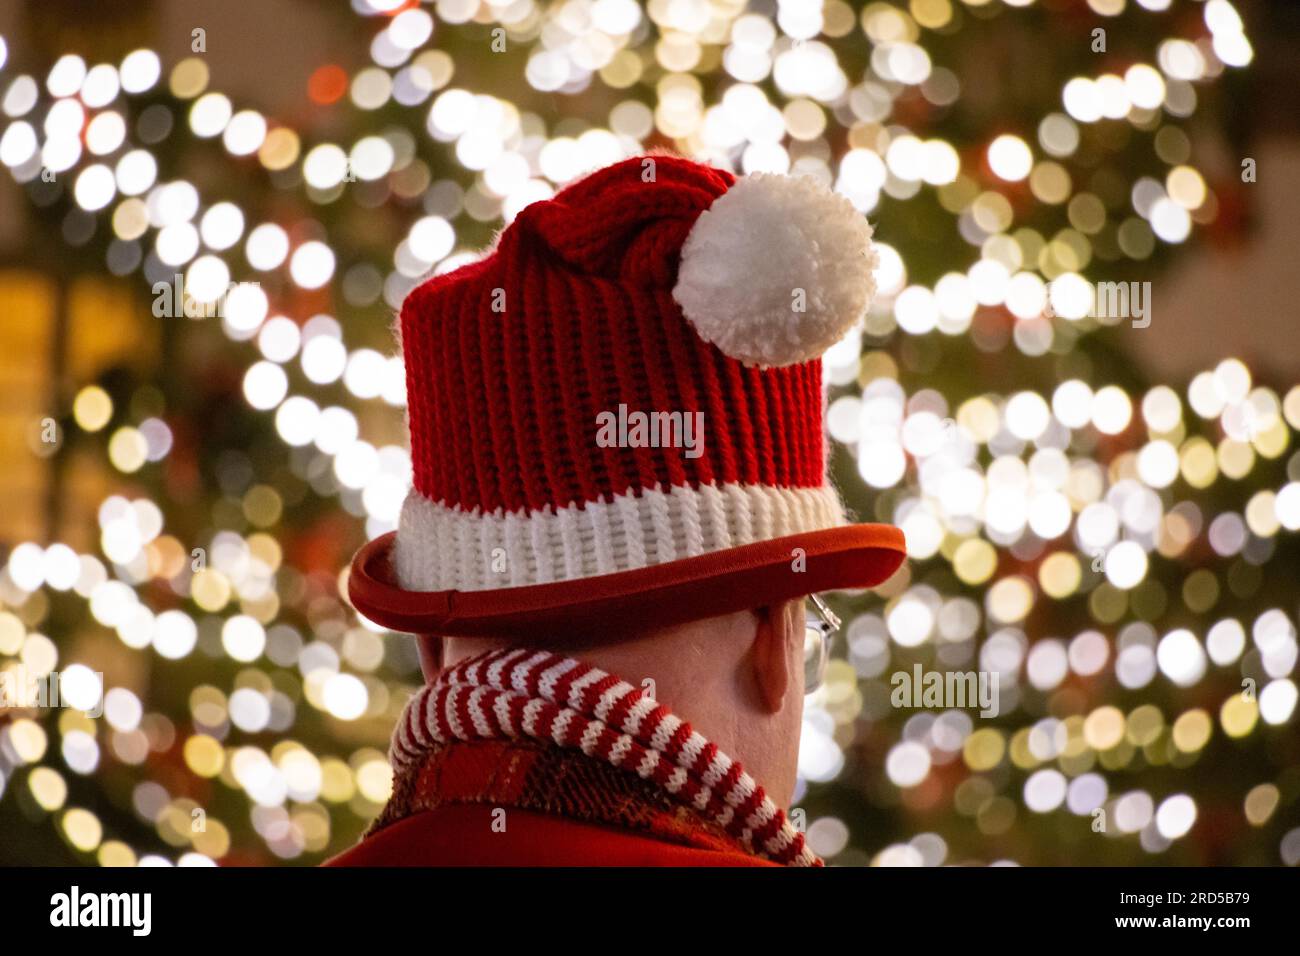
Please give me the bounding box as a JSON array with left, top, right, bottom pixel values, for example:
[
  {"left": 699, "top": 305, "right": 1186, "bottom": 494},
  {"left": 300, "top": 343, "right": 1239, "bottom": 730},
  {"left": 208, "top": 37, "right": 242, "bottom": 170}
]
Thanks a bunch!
[{"left": 393, "top": 482, "right": 845, "bottom": 593}]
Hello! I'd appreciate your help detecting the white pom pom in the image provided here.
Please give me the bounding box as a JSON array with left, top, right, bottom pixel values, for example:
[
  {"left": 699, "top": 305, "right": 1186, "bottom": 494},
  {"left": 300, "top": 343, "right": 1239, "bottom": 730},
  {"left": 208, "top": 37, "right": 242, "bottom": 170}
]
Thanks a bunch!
[{"left": 672, "top": 173, "right": 876, "bottom": 368}]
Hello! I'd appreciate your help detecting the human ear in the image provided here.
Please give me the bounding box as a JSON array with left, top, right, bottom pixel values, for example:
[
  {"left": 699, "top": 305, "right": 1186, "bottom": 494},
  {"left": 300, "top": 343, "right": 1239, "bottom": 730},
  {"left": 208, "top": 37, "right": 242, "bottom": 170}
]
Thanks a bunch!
[
  {"left": 751, "top": 598, "right": 801, "bottom": 713},
  {"left": 416, "top": 635, "right": 443, "bottom": 683}
]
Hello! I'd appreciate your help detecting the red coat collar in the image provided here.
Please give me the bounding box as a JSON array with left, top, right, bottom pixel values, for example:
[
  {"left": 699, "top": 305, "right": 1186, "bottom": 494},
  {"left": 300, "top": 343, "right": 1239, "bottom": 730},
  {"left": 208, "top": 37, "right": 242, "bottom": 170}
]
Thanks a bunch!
[
  {"left": 326, "top": 801, "right": 777, "bottom": 867},
  {"left": 329, "top": 737, "right": 773, "bottom": 867}
]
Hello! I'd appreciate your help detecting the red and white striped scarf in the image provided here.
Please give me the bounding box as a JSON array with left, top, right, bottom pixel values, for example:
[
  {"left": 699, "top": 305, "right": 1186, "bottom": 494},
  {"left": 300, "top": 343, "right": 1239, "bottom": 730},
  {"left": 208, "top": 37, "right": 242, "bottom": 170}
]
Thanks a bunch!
[{"left": 391, "top": 647, "right": 821, "bottom": 867}]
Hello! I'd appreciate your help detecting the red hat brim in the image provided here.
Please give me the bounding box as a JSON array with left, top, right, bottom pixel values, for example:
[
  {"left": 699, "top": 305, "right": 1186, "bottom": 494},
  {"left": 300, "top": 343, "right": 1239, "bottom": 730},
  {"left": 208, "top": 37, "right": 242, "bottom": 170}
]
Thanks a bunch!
[{"left": 347, "top": 524, "right": 906, "bottom": 638}]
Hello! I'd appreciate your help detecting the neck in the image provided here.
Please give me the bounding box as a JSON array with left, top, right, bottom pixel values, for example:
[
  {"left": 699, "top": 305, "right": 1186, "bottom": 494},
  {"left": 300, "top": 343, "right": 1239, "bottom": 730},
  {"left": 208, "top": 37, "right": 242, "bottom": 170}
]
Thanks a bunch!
[
  {"left": 403, "top": 646, "right": 819, "bottom": 866},
  {"left": 441, "top": 609, "right": 802, "bottom": 807}
]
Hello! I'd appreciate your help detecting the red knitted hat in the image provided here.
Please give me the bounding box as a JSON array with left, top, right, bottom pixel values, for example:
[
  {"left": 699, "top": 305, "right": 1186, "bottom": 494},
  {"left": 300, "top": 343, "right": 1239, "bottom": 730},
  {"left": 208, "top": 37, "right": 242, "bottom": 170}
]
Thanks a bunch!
[{"left": 349, "top": 155, "right": 905, "bottom": 637}]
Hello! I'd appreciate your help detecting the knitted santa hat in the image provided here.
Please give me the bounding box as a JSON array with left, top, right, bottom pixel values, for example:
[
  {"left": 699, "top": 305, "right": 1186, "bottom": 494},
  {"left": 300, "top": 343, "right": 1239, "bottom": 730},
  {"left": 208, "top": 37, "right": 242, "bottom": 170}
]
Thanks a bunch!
[{"left": 349, "top": 155, "right": 905, "bottom": 636}]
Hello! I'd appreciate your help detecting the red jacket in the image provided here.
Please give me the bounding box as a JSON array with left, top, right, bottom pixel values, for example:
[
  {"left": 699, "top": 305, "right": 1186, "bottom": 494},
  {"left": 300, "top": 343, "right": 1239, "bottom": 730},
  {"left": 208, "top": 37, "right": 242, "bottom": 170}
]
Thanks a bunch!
[
  {"left": 326, "top": 803, "right": 776, "bottom": 867},
  {"left": 325, "top": 737, "right": 779, "bottom": 867}
]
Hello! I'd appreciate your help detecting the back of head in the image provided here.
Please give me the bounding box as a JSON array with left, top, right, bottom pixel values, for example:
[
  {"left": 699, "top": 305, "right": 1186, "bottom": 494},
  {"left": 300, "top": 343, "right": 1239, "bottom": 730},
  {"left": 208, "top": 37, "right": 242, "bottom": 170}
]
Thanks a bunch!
[{"left": 430, "top": 596, "right": 807, "bottom": 805}]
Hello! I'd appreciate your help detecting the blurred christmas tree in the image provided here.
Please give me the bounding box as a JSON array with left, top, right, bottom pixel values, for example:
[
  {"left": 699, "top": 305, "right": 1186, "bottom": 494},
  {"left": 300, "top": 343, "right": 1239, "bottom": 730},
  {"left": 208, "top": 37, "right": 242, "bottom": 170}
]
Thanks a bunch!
[{"left": 1, "top": 0, "right": 1297, "bottom": 867}]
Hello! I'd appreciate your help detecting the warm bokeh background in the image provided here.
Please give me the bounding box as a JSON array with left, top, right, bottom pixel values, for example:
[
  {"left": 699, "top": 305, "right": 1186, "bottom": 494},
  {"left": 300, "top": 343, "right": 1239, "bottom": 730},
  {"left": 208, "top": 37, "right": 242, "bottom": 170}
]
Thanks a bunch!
[{"left": 1, "top": 0, "right": 1298, "bottom": 866}]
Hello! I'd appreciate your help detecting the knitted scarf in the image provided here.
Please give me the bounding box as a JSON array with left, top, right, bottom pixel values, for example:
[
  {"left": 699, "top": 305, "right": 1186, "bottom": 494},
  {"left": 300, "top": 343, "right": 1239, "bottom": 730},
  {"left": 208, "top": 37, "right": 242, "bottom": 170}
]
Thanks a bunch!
[{"left": 383, "top": 647, "right": 821, "bottom": 867}]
